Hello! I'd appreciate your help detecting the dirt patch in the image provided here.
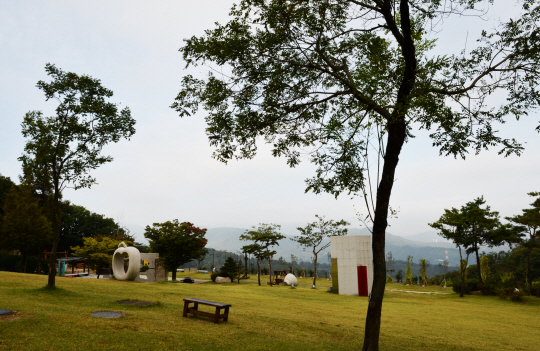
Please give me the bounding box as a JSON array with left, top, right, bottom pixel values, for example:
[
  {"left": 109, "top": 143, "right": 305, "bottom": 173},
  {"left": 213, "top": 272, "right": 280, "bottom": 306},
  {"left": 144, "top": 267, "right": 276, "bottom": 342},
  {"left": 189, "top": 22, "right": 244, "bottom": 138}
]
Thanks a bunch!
[
  {"left": 0, "top": 312, "right": 34, "bottom": 322},
  {"left": 117, "top": 300, "right": 156, "bottom": 306}
]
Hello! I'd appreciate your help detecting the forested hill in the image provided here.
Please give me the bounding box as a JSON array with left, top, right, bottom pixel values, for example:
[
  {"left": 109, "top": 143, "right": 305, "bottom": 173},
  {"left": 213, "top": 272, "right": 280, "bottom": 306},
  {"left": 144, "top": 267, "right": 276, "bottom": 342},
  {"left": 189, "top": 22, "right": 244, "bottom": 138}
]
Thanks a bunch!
[{"left": 204, "top": 227, "right": 504, "bottom": 266}]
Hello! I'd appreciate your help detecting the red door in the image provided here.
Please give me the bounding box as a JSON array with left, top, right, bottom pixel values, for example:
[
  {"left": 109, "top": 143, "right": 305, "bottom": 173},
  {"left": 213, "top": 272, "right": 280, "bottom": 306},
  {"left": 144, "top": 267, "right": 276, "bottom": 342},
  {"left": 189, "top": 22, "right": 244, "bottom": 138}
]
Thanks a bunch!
[{"left": 357, "top": 266, "right": 368, "bottom": 296}]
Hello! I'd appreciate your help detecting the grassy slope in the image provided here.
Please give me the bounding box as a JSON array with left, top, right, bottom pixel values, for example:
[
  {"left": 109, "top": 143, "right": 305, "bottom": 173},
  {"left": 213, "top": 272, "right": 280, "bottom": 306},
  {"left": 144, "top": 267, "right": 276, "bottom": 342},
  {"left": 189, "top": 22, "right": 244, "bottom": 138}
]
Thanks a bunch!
[{"left": 0, "top": 272, "right": 538, "bottom": 351}]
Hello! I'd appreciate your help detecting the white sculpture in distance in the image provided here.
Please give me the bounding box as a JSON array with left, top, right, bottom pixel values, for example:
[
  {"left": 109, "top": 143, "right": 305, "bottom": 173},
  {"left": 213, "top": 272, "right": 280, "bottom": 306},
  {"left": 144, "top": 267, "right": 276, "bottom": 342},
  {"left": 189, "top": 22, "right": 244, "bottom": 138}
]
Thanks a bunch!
[
  {"left": 112, "top": 242, "right": 141, "bottom": 281},
  {"left": 215, "top": 276, "right": 232, "bottom": 284},
  {"left": 283, "top": 273, "right": 298, "bottom": 286}
]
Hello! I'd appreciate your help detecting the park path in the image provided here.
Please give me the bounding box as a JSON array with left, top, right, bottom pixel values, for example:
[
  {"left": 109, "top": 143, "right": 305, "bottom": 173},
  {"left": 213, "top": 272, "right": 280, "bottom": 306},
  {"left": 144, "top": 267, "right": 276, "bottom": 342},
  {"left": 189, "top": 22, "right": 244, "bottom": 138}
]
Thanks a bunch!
[{"left": 386, "top": 289, "right": 451, "bottom": 295}]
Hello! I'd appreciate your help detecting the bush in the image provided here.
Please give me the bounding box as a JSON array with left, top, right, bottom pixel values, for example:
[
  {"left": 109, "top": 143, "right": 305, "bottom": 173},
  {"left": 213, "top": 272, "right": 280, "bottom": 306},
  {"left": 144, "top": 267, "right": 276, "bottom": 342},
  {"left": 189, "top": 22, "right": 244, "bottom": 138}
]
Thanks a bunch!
[
  {"left": 452, "top": 279, "right": 486, "bottom": 295},
  {"left": 496, "top": 286, "right": 524, "bottom": 302},
  {"left": 140, "top": 264, "right": 149, "bottom": 272},
  {"left": 210, "top": 271, "right": 221, "bottom": 282},
  {"left": 261, "top": 267, "right": 269, "bottom": 275}
]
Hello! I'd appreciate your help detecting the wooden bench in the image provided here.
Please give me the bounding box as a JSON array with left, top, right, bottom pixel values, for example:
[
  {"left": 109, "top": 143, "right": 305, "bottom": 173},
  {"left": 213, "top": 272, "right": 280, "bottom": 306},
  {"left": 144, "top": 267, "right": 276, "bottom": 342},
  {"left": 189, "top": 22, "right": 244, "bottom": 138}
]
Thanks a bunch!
[{"left": 182, "top": 298, "right": 231, "bottom": 324}]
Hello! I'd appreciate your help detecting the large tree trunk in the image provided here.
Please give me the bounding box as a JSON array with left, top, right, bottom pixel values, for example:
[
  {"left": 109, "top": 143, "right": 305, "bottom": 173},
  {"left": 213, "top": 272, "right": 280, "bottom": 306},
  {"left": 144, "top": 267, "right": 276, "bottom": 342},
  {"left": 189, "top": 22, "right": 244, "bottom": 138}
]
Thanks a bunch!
[{"left": 172, "top": 268, "right": 177, "bottom": 281}]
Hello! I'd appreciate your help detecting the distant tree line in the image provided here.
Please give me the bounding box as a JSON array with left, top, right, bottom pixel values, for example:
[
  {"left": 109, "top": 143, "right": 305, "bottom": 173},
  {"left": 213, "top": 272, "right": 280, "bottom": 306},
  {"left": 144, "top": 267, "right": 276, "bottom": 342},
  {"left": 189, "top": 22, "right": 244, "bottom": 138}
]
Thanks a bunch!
[{"left": 429, "top": 194, "right": 540, "bottom": 300}]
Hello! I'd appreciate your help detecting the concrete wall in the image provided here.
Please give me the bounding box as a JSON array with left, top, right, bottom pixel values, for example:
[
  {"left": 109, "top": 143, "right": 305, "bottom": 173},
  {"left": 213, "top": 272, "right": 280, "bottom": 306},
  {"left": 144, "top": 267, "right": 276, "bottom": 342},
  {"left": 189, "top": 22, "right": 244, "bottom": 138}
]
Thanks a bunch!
[
  {"left": 330, "top": 235, "right": 373, "bottom": 296},
  {"left": 135, "top": 253, "right": 168, "bottom": 282}
]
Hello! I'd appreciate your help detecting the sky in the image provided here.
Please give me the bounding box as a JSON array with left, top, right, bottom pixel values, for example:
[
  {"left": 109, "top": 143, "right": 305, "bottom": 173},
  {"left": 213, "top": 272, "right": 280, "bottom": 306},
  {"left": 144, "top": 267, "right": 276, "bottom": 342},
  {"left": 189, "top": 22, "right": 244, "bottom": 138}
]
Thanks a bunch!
[{"left": 1, "top": 1, "right": 538, "bottom": 244}]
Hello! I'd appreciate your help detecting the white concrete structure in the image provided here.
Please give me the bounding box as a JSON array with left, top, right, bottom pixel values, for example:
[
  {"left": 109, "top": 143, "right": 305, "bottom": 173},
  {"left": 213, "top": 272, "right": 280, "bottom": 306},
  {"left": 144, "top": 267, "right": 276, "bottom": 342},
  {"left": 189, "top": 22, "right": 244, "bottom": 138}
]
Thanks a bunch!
[
  {"left": 330, "top": 235, "right": 373, "bottom": 296},
  {"left": 112, "top": 242, "right": 141, "bottom": 281}
]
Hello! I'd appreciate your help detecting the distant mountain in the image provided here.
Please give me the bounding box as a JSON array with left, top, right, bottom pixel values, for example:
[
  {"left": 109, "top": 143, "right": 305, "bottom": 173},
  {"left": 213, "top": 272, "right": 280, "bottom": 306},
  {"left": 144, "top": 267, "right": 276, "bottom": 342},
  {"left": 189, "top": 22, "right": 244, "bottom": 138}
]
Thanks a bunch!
[{"left": 204, "top": 226, "right": 503, "bottom": 267}]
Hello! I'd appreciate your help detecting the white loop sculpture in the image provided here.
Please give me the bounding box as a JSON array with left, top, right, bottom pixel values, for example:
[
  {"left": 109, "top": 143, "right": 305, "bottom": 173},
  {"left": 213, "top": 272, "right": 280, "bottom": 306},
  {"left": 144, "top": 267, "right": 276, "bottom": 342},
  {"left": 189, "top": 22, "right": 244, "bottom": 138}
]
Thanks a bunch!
[{"left": 112, "top": 242, "right": 141, "bottom": 281}]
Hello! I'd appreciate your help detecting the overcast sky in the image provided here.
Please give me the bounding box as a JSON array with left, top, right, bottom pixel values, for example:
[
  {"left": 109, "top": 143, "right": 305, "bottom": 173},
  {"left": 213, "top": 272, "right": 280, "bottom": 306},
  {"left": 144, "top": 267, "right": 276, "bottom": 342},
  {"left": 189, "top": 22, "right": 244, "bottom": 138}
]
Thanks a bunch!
[{"left": 1, "top": 1, "right": 538, "bottom": 244}]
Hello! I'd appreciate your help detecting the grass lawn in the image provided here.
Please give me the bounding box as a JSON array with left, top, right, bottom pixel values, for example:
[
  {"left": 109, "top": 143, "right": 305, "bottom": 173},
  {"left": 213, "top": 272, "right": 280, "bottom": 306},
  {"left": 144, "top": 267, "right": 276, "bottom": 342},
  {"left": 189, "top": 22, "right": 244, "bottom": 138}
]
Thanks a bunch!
[{"left": 1, "top": 272, "right": 539, "bottom": 350}]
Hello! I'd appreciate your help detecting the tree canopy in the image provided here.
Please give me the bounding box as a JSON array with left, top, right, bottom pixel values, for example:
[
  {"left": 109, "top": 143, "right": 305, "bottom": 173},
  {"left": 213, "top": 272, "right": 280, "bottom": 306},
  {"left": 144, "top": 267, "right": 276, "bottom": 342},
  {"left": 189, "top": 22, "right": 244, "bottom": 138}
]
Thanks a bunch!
[
  {"left": 19, "top": 63, "right": 136, "bottom": 288},
  {"left": 144, "top": 220, "right": 208, "bottom": 280},
  {"left": 173, "top": 1, "right": 540, "bottom": 349}
]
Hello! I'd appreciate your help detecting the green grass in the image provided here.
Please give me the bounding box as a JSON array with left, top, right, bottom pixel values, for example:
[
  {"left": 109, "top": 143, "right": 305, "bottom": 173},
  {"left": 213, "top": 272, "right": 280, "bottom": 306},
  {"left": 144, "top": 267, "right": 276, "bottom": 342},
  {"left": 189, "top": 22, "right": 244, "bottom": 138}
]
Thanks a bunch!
[{"left": 0, "top": 272, "right": 539, "bottom": 350}]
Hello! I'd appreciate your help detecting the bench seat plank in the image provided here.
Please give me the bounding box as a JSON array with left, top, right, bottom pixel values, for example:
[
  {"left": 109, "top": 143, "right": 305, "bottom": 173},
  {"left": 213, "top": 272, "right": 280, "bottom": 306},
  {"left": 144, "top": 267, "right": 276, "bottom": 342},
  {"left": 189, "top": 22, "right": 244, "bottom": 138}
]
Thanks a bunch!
[{"left": 183, "top": 298, "right": 231, "bottom": 307}]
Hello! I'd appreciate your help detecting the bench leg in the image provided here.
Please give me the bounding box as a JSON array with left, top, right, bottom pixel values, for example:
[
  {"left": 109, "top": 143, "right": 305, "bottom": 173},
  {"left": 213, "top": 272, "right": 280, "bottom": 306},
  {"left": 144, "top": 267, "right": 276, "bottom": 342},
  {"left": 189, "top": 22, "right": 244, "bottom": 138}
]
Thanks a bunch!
[
  {"left": 223, "top": 306, "right": 229, "bottom": 322},
  {"left": 183, "top": 301, "right": 190, "bottom": 318},
  {"left": 214, "top": 307, "right": 220, "bottom": 324}
]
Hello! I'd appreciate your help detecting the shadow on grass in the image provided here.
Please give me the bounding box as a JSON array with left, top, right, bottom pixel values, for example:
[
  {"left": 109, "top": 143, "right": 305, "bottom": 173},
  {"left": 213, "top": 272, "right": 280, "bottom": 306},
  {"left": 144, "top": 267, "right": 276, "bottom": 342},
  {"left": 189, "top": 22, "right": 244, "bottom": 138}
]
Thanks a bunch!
[{"left": 25, "top": 285, "right": 80, "bottom": 297}]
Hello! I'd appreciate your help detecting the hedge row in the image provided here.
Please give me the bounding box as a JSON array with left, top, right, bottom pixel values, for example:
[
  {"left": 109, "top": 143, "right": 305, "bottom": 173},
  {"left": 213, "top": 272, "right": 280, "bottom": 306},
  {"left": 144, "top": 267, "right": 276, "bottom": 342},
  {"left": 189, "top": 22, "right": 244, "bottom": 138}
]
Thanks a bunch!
[{"left": 0, "top": 251, "right": 48, "bottom": 274}]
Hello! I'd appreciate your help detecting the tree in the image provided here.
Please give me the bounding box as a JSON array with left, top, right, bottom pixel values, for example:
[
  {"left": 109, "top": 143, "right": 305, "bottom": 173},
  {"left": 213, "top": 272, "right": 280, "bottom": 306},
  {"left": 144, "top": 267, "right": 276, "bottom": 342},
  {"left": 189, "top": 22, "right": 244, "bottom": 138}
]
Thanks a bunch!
[
  {"left": 506, "top": 192, "right": 540, "bottom": 285},
  {"left": 144, "top": 220, "right": 207, "bottom": 280},
  {"left": 71, "top": 237, "right": 124, "bottom": 279},
  {"left": 196, "top": 248, "right": 209, "bottom": 271},
  {"left": 0, "top": 184, "right": 53, "bottom": 272},
  {"left": 293, "top": 215, "right": 348, "bottom": 287},
  {"left": 419, "top": 259, "right": 428, "bottom": 286},
  {"left": 429, "top": 207, "right": 470, "bottom": 297},
  {"left": 459, "top": 197, "right": 502, "bottom": 284},
  {"left": 0, "top": 174, "right": 15, "bottom": 219},
  {"left": 220, "top": 256, "right": 244, "bottom": 283},
  {"left": 386, "top": 251, "right": 395, "bottom": 280},
  {"left": 395, "top": 269, "right": 403, "bottom": 283},
  {"left": 172, "top": 1, "right": 540, "bottom": 349},
  {"left": 240, "top": 223, "right": 285, "bottom": 286},
  {"left": 480, "top": 256, "right": 490, "bottom": 283},
  {"left": 19, "top": 64, "right": 136, "bottom": 288},
  {"left": 404, "top": 256, "right": 413, "bottom": 285}
]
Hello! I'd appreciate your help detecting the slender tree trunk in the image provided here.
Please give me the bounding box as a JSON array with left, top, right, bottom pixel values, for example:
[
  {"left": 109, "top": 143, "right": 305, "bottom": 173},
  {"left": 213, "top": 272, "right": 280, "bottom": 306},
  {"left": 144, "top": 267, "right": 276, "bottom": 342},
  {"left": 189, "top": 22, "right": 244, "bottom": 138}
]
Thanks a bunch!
[
  {"left": 527, "top": 247, "right": 531, "bottom": 285},
  {"left": 362, "top": 117, "right": 407, "bottom": 351},
  {"left": 36, "top": 248, "right": 43, "bottom": 275},
  {"left": 21, "top": 253, "right": 28, "bottom": 273},
  {"left": 312, "top": 250, "right": 318, "bottom": 288},
  {"left": 362, "top": 2, "right": 416, "bottom": 349},
  {"left": 269, "top": 256, "right": 273, "bottom": 286},
  {"left": 475, "top": 248, "right": 483, "bottom": 284},
  {"left": 47, "top": 191, "right": 60, "bottom": 288},
  {"left": 257, "top": 259, "right": 261, "bottom": 286}
]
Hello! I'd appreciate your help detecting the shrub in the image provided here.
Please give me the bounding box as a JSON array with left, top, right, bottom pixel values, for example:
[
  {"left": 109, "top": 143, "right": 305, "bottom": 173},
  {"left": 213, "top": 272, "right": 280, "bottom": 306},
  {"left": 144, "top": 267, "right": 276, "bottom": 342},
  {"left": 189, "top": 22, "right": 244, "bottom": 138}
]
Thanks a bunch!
[
  {"left": 261, "top": 267, "right": 269, "bottom": 275},
  {"left": 0, "top": 251, "right": 48, "bottom": 274},
  {"left": 496, "top": 286, "right": 524, "bottom": 302},
  {"left": 386, "top": 275, "right": 393, "bottom": 284},
  {"left": 140, "top": 264, "right": 149, "bottom": 272},
  {"left": 452, "top": 279, "right": 482, "bottom": 295},
  {"left": 210, "top": 271, "right": 221, "bottom": 282}
]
